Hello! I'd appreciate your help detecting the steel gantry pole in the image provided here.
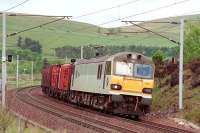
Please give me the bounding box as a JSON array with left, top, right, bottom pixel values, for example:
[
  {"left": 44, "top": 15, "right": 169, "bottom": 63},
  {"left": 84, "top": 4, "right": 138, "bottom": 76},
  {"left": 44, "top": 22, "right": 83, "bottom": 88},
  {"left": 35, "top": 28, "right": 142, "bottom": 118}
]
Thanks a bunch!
[
  {"left": 81, "top": 46, "right": 83, "bottom": 59},
  {"left": 16, "top": 55, "right": 19, "bottom": 88},
  {"left": 2, "top": 12, "right": 7, "bottom": 109},
  {"left": 179, "top": 18, "right": 184, "bottom": 110},
  {"left": 31, "top": 61, "right": 34, "bottom": 85}
]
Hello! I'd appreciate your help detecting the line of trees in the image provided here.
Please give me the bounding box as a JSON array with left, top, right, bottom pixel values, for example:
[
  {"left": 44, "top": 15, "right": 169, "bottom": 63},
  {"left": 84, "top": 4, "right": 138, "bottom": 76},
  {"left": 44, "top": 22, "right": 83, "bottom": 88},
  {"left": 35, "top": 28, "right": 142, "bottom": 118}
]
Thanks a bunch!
[
  {"left": 184, "top": 22, "right": 200, "bottom": 62},
  {"left": 17, "top": 36, "right": 42, "bottom": 54},
  {"left": 0, "top": 37, "right": 43, "bottom": 74},
  {"left": 55, "top": 45, "right": 177, "bottom": 59}
]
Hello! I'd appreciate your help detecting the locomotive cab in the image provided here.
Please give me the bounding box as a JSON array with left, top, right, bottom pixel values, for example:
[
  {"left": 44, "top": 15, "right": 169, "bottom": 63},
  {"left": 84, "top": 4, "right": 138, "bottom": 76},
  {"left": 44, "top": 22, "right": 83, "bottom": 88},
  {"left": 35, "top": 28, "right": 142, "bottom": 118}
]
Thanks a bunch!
[{"left": 109, "top": 53, "right": 155, "bottom": 113}]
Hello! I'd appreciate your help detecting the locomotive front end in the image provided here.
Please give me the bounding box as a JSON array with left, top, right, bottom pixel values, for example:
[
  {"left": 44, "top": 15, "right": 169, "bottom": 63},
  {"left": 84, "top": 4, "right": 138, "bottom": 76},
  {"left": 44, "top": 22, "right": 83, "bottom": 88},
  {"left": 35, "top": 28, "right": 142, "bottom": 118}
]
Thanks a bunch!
[{"left": 109, "top": 53, "right": 155, "bottom": 115}]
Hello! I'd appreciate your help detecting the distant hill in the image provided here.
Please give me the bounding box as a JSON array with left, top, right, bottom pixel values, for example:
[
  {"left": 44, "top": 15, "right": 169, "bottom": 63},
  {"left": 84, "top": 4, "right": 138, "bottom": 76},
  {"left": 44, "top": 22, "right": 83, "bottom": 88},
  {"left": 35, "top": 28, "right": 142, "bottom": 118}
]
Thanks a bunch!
[
  {"left": 0, "top": 14, "right": 199, "bottom": 58},
  {"left": 118, "top": 14, "right": 200, "bottom": 41}
]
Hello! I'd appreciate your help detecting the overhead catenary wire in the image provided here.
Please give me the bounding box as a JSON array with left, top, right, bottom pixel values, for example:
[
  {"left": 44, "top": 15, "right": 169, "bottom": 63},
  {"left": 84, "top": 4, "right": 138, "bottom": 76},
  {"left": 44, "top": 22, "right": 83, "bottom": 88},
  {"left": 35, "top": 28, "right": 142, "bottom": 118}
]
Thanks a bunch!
[
  {"left": 166, "top": 10, "right": 200, "bottom": 20},
  {"left": 121, "top": 20, "right": 179, "bottom": 24},
  {"left": 4, "top": 19, "right": 179, "bottom": 45},
  {"left": 0, "top": 0, "right": 30, "bottom": 12},
  {"left": 112, "top": 31, "right": 179, "bottom": 34},
  {"left": 71, "top": 0, "right": 190, "bottom": 32},
  {"left": 6, "top": 0, "right": 186, "bottom": 32},
  {"left": 125, "top": 21, "right": 179, "bottom": 44},
  {"left": 103, "top": 24, "right": 179, "bottom": 45},
  {"left": 2, "top": 0, "right": 141, "bottom": 18},
  {"left": 135, "top": 25, "right": 179, "bottom": 43},
  {"left": 100, "top": 0, "right": 190, "bottom": 25},
  {"left": 6, "top": 13, "right": 72, "bottom": 18},
  {"left": 4, "top": 0, "right": 190, "bottom": 37},
  {"left": 7, "top": 17, "right": 68, "bottom": 37},
  {"left": 73, "top": 0, "right": 141, "bottom": 19},
  {"left": 3, "top": 0, "right": 191, "bottom": 42}
]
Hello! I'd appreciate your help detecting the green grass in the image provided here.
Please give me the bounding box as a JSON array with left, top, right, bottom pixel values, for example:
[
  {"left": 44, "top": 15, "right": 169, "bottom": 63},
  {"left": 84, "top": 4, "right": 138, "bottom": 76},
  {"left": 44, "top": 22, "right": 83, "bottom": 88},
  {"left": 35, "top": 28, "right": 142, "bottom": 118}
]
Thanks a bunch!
[
  {"left": 0, "top": 14, "right": 199, "bottom": 58},
  {"left": 6, "top": 73, "right": 41, "bottom": 90},
  {"left": 152, "top": 84, "right": 200, "bottom": 125},
  {"left": 0, "top": 15, "right": 184, "bottom": 58},
  {"left": 0, "top": 109, "right": 46, "bottom": 133},
  {"left": 6, "top": 119, "right": 47, "bottom": 133}
]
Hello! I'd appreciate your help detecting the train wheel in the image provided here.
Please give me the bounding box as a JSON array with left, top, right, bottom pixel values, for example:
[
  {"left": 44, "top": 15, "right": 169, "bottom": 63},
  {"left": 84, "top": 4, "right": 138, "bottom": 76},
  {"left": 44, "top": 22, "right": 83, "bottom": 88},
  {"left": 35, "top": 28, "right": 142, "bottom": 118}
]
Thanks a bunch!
[
  {"left": 130, "top": 115, "right": 139, "bottom": 120},
  {"left": 50, "top": 89, "right": 53, "bottom": 97},
  {"left": 143, "top": 105, "right": 151, "bottom": 114}
]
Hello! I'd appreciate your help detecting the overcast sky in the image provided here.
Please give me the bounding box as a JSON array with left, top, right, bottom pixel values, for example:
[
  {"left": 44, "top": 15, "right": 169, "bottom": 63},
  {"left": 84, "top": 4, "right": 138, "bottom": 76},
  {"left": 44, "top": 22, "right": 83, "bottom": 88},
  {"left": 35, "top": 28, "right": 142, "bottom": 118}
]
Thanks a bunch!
[{"left": 0, "top": 0, "right": 200, "bottom": 27}]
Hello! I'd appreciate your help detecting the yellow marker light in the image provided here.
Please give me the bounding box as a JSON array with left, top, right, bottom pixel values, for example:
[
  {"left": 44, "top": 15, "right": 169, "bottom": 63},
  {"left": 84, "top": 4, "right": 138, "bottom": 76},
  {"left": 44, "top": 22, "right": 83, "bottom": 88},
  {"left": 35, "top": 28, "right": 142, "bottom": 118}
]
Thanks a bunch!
[{"left": 111, "top": 84, "right": 122, "bottom": 90}]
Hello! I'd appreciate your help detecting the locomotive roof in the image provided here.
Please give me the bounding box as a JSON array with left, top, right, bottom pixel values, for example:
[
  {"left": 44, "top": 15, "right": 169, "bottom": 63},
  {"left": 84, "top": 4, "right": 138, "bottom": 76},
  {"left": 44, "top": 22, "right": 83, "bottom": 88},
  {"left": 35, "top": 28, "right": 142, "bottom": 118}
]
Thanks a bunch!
[{"left": 75, "top": 52, "right": 153, "bottom": 64}]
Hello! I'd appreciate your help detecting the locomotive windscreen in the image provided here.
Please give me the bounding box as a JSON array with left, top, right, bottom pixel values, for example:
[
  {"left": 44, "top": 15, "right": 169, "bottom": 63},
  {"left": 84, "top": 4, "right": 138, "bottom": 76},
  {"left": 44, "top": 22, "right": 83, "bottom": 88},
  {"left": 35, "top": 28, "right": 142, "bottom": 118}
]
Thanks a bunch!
[
  {"left": 115, "top": 62, "right": 153, "bottom": 79},
  {"left": 115, "top": 61, "right": 133, "bottom": 76},
  {"left": 134, "top": 64, "right": 153, "bottom": 79}
]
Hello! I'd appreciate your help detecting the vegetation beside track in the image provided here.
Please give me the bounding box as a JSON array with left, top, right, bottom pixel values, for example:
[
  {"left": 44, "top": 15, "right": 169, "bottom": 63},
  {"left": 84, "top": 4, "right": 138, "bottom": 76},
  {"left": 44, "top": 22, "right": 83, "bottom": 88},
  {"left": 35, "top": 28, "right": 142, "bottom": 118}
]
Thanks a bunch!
[
  {"left": 152, "top": 85, "right": 200, "bottom": 125},
  {"left": 152, "top": 21, "right": 200, "bottom": 126},
  {"left": 0, "top": 110, "right": 47, "bottom": 133}
]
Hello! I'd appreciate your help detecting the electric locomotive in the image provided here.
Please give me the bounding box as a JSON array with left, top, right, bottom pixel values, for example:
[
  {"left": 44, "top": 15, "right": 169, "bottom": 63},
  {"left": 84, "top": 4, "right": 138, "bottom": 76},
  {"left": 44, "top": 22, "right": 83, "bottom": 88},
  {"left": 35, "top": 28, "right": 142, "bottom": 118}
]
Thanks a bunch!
[{"left": 41, "top": 52, "right": 155, "bottom": 117}]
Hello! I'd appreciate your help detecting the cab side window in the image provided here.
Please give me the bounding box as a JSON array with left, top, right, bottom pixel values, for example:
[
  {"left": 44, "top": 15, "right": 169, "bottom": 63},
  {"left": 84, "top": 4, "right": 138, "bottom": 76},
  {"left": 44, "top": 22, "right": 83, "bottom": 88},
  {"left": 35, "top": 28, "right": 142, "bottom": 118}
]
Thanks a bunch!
[
  {"left": 97, "top": 64, "right": 103, "bottom": 79},
  {"left": 105, "top": 61, "right": 111, "bottom": 75}
]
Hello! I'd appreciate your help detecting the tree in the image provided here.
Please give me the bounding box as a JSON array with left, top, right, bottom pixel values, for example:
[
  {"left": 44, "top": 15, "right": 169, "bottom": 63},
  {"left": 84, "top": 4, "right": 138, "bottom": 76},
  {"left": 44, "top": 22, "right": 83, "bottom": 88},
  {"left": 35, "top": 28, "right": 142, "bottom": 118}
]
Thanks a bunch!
[
  {"left": 152, "top": 50, "right": 165, "bottom": 65},
  {"left": 152, "top": 50, "right": 166, "bottom": 87},
  {"left": 184, "top": 22, "right": 200, "bottom": 62},
  {"left": 0, "top": 110, "right": 13, "bottom": 133},
  {"left": 17, "top": 37, "right": 42, "bottom": 54},
  {"left": 17, "top": 36, "right": 22, "bottom": 47}
]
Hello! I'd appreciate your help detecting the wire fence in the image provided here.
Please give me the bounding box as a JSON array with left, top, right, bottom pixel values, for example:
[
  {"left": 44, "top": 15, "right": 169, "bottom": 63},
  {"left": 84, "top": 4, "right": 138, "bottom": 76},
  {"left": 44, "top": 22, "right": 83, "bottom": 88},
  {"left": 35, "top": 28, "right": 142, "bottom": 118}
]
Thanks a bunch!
[{"left": 0, "top": 59, "right": 41, "bottom": 90}]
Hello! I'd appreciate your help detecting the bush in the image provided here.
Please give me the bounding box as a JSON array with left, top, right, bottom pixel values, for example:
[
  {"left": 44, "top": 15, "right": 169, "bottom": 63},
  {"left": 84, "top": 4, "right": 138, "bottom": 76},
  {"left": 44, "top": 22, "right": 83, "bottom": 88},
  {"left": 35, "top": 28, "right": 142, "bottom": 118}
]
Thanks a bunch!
[
  {"left": 184, "top": 22, "right": 200, "bottom": 62},
  {"left": 55, "top": 45, "right": 176, "bottom": 59},
  {"left": 17, "top": 36, "right": 42, "bottom": 54},
  {"left": 152, "top": 50, "right": 166, "bottom": 65},
  {"left": 184, "top": 107, "right": 200, "bottom": 124},
  {"left": 0, "top": 110, "right": 13, "bottom": 133}
]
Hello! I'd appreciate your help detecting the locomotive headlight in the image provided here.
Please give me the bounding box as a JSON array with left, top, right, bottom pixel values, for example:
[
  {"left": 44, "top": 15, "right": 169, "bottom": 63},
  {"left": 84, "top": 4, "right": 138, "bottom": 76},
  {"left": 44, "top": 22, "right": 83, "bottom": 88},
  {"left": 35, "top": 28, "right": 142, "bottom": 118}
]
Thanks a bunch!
[
  {"left": 142, "top": 88, "right": 152, "bottom": 94},
  {"left": 111, "top": 84, "right": 122, "bottom": 90}
]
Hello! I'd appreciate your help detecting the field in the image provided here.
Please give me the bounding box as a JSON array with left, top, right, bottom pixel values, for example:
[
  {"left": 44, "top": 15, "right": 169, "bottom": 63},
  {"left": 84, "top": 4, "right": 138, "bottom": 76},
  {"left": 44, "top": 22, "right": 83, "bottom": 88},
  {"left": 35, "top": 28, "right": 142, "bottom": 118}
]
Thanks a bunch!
[
  {"left": 0, "top": 14, "right": 199, "bottom": 58},
  {"left": 0, "top": 15, "right": 186, "bottom": 58}
]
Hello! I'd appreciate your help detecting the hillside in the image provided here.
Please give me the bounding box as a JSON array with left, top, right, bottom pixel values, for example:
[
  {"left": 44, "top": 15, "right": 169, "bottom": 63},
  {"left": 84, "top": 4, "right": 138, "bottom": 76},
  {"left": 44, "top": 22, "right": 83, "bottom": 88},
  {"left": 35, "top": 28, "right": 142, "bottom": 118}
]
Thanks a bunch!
[
  {"left": 152, "top": 57, "right": 200, "bottom": 126},
  {"left": 119, "top": 14, "right": 200, "bottom": 43},
  {"left": 0, "top": 14, "right": 199, "bottom": 58},
  {"left": 0, "top": 15, "right": 184, "bottom": 58}
]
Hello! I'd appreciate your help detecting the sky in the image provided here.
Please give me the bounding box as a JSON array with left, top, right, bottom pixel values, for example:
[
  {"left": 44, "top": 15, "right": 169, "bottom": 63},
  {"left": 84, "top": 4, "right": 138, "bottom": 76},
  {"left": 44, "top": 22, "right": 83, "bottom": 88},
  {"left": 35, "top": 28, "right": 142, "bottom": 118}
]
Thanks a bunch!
[{"left": 0, "top": 0, "right": 200, "bottom": 28}]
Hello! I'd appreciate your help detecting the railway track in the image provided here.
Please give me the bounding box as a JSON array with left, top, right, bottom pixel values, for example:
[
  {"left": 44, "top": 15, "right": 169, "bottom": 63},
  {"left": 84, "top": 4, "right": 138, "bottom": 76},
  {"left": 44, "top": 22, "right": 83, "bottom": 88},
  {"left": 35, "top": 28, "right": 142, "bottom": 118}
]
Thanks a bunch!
[
  {"left": 16, "top": 86, "right": 137, "bottom": 133},
  {"left": 15, "top": 86, "right": 194, "bottom": 133}
]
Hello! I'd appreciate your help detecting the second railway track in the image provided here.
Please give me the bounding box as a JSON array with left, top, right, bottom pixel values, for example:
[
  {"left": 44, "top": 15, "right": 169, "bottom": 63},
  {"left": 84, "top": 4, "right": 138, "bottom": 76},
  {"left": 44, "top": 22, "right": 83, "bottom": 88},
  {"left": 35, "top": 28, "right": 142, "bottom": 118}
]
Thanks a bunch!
[{"left": 15, "top": 86, "right": 195, "bottom": 133}]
